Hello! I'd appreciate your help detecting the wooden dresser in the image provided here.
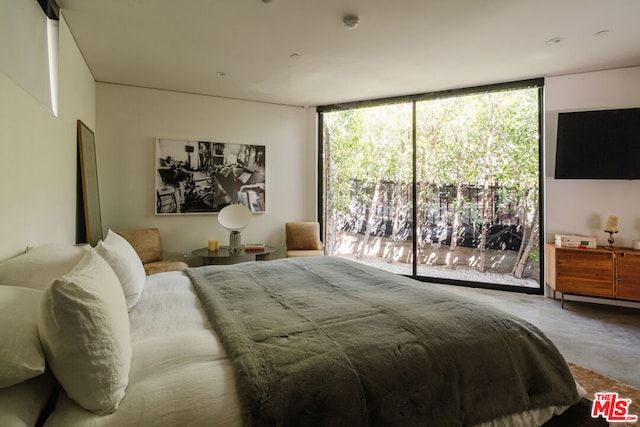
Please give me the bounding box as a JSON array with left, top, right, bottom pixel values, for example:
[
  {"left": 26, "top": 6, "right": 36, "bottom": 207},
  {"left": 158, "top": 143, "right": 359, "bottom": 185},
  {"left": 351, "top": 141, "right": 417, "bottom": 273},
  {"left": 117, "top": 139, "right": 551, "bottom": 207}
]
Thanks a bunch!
[{"left": 544, "top": 243, "right": 640, "bottom": 307}]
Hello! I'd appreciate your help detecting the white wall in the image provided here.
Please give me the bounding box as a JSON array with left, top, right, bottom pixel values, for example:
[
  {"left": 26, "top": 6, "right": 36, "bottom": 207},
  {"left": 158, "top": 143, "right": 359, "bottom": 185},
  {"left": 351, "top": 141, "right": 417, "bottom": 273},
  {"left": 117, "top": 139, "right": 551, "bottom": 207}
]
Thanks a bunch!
[
  {"left": 544, "top": 66, "right": 640, "bottom": 248},
  {"left": 2, "top": 12, "right": 637, "bottom": 269},
  {"left": 0, "top": 15, "right": 95, "bottom": 261},
  {"left": 96, "top": 83, "right": 315, "bottom": 262}
]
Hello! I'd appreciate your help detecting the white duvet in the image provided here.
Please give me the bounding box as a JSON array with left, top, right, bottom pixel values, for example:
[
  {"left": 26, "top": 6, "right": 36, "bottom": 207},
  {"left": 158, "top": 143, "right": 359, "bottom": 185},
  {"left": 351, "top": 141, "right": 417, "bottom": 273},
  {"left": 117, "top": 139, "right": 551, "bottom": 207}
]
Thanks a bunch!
[{"left": 44, "top": 272, "right": 243, "bottom": 426}]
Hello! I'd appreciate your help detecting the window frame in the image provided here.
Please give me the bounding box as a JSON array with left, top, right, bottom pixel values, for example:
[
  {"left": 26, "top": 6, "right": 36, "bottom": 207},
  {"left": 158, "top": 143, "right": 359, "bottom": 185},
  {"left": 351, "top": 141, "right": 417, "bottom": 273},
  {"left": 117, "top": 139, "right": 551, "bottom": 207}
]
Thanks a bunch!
[{"left": 317, "top": 78, "right": 545, "bottom": 295}]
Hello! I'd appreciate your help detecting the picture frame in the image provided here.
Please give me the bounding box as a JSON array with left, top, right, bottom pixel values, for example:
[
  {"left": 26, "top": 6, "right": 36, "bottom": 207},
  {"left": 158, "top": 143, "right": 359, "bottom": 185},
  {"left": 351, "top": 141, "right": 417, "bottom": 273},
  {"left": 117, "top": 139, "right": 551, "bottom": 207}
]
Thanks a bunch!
[{"left": 155, "top": 138, "right": 265, "bottom": 214}]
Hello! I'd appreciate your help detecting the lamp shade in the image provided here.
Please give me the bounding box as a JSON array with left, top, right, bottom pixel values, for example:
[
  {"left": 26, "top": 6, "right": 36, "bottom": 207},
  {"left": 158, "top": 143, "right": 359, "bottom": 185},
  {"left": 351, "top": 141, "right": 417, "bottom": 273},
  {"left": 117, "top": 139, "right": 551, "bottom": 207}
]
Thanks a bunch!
[{"left": 218, "top": 204, "right": 252, "bottom": 231}]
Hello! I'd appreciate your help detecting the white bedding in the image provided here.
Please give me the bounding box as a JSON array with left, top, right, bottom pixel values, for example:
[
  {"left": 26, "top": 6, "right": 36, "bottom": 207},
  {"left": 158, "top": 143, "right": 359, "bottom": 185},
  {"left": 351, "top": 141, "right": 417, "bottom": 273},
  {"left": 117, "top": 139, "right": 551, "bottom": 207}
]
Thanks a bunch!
[
  {"left": 44, "top": 271, "right": 242, "bottom": 426},
  {"left": 42, "top": 270, "right": 584, "bottom": 426}
]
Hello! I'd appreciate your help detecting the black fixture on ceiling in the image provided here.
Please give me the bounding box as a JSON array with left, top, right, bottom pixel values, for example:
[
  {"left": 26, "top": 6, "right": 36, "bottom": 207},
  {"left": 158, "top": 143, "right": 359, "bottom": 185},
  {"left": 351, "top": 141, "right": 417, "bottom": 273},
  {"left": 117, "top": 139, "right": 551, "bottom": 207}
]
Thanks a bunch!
[{"left": 36, "top": 0, "right": 59, "bottom": 20}]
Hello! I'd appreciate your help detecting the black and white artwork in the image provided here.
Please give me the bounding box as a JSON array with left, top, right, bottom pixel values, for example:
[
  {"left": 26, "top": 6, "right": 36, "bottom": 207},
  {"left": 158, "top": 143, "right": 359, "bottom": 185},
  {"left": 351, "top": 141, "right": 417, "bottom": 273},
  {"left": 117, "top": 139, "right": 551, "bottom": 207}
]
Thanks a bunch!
[{"left": 155, "top": 138, "right": 265, "bottom": 214}]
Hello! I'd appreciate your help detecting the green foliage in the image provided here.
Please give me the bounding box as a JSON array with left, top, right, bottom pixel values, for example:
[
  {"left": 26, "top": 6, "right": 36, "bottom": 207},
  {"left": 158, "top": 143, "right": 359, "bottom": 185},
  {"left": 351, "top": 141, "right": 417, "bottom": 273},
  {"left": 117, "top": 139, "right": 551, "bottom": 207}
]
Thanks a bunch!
[
  {"left": 324, "top": 104, "right": 413, "bottom": 213},
  {"left": 324, "top": 87, "right": 539, "bottom": 239}
]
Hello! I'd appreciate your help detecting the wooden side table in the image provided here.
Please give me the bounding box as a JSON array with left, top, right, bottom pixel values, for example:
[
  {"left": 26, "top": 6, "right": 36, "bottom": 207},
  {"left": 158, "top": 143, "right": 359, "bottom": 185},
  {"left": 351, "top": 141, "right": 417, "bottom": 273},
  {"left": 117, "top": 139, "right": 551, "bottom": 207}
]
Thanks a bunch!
[{"left": 192, "top": 246, "right": 276, "bottom": 265}]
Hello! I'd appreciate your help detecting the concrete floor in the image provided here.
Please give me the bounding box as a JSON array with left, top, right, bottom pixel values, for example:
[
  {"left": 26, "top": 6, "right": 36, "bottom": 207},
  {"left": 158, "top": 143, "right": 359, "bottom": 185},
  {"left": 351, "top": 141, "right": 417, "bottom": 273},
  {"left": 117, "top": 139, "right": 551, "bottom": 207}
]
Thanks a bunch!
[{"left": 430, "top": 283, "right": 640, "bottom": 388}]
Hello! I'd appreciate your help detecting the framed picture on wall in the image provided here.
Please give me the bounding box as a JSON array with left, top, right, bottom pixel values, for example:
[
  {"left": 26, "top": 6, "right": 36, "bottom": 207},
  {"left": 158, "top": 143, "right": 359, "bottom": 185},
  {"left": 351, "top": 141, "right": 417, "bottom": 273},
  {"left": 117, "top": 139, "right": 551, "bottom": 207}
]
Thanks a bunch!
[{"left": 155, "top": 138, "right": 265, "bottom": 214}]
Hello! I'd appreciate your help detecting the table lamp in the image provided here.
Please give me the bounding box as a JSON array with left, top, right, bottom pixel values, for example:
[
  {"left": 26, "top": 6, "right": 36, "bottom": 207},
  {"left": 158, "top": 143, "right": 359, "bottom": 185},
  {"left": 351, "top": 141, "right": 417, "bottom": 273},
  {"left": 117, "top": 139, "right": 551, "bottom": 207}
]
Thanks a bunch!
[
  {"left": 218, "top": 204, "right": 252, "bottom": 253},
  {"left": 604, "top": 215, "right": 618, "bottom": 248}
]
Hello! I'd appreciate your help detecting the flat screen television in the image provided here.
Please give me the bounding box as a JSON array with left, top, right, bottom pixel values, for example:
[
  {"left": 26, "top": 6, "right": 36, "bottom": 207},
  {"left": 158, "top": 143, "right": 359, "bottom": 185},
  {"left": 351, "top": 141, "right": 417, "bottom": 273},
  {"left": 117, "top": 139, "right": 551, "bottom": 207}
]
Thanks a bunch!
[{"left": 554, "top": 107, "right": 640, "bottom": 179}]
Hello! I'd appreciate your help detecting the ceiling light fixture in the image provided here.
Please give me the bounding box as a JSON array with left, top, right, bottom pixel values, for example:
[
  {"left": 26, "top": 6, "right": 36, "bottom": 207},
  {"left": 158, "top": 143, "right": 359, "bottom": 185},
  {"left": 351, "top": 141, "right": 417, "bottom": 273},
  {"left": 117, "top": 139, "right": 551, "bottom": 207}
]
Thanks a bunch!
[
  {"left": 216, "top": 71, "right": 226, "bottom": 77},
  {"left": 343, "top": 14, "right": 359, "bottom": 29}
]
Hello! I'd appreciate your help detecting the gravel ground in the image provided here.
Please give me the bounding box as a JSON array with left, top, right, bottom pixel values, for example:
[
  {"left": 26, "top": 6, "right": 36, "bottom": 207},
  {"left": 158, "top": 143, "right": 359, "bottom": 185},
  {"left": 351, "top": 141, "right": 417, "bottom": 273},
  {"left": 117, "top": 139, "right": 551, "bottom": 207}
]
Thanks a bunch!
[{"left": 338, "top": 254, "right": 540, "bottom": 289}]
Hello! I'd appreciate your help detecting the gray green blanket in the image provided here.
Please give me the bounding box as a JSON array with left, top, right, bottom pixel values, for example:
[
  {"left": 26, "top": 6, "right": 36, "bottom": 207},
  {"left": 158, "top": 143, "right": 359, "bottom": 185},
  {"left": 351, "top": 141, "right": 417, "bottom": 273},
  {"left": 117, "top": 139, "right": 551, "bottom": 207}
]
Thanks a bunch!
[{"left": 186, "top": 256, "right": 579, "bottom": 426}]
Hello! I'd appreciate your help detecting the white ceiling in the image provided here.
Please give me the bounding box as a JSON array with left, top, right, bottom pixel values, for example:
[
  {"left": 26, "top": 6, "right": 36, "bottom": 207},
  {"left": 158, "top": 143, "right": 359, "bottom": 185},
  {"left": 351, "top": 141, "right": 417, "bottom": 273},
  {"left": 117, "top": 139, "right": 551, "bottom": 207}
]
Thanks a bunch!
[{"left": 57, "top": 0, "right": 640, "bottom": 107}]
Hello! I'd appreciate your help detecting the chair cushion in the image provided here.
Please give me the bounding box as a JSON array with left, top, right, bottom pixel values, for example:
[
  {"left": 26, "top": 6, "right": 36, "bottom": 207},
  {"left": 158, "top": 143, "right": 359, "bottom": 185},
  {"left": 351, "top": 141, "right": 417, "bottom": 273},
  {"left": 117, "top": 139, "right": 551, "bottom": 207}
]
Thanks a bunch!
[
  {"left": 285, "top": 222, "right": 323, "bottom": 251},
  {"left": 286, "top": 250, "right": 325, "bottom": 258},
  {"left": 144, "top": 260, "right": 189, "bottom": 276},
  {"left": 116, "top": 229, "right": 162, "bottom": 264}
]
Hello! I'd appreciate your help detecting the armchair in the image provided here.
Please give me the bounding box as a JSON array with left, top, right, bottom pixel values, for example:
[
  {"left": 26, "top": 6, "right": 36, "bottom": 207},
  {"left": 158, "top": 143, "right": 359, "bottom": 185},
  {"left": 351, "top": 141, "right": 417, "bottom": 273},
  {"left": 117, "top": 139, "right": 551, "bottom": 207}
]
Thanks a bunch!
[
  {"left": 116, "top": 228, "right": 188, "bottom": 275},
  {"left": 285, "top": 222, "right": 324, "bottom": 257}
]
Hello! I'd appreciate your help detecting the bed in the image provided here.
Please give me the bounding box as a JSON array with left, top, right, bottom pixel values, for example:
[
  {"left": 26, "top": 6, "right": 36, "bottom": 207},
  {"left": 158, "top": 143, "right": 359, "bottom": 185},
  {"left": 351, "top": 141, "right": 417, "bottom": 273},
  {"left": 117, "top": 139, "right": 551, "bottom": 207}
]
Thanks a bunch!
[{"left": 0, "top": 233, "right": 589, "bottom": 426}]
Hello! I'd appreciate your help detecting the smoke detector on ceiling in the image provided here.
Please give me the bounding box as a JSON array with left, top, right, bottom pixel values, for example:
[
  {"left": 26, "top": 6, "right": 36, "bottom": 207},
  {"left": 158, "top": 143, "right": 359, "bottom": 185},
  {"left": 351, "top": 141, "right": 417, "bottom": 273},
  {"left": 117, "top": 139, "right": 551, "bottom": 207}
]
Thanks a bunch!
[{"left": 343, "top": 15, "right": 359, "bottom": 29}]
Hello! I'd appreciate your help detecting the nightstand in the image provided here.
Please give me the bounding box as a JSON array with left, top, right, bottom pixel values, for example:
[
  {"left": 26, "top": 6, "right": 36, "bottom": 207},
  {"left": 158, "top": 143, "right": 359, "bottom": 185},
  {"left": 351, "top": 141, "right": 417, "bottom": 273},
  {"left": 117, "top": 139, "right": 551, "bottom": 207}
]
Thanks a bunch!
[{"left": 191, "top": 246, "right": 276, "bottom": 265}]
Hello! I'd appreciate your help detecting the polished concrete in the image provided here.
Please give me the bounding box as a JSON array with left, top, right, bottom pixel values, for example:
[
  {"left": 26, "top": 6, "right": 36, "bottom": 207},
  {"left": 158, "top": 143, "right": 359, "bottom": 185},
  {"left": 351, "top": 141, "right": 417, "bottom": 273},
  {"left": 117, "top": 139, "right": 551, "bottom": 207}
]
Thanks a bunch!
[{"left": 430, "top": 283, "right": 640, "bottom": 388}]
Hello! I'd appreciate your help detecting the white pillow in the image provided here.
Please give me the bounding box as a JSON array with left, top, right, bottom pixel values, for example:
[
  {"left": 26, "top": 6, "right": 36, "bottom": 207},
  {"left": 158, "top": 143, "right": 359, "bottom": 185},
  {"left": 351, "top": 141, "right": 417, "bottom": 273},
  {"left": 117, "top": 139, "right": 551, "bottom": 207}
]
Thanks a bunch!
[
  {"left": 95, "top": 229, "right": 146, "bottom": 310},
  {"left": 38, "top": 249, "right": 132, "bottom": 415},
  {"left": 0, "top": 244, "right": 90, "bottom": 290},
  {"left": 0, "top": 286, "right": 46, "bottom": 388},
  {"left": 0, "top": 372, "right": 56, "bottom": 427}
]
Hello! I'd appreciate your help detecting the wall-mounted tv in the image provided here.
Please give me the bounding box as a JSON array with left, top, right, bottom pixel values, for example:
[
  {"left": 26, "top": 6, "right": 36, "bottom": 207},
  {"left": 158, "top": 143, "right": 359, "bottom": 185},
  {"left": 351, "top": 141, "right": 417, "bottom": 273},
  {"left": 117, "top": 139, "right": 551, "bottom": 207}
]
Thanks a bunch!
[{"left": 555, "top": 107, "right": 640, "bottom": 179}]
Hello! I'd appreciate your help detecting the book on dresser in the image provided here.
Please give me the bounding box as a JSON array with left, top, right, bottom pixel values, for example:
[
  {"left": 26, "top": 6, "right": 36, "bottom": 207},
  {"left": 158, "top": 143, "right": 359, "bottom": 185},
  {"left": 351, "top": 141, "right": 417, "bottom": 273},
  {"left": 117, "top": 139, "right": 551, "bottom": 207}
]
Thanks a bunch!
[{"left": 554, "top": 234, "right": 597, "bottom": 249}]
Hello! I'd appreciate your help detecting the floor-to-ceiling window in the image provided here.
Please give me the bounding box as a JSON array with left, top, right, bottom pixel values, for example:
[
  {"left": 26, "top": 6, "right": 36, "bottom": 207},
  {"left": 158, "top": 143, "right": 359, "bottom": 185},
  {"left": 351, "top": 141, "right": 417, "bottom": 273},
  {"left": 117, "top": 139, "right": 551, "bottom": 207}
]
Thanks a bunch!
[{"left": 319, "top": 80, "right": 543, "bottom": 293}]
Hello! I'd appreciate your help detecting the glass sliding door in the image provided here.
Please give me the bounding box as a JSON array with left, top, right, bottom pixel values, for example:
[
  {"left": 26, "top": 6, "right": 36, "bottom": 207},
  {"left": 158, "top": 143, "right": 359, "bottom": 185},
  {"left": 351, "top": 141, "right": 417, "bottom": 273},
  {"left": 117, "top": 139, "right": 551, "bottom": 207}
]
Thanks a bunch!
[
  {"left": 320, "top": 81, "right": 542, "bottom": 292},
  {"left": 322, "top": 103, "right": 414, "bottom": 275},
  {"left": 414, "top": 88, "right": 541, "bottom": 289}
]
